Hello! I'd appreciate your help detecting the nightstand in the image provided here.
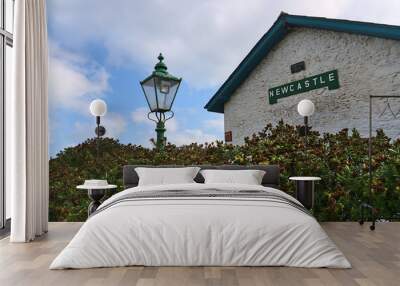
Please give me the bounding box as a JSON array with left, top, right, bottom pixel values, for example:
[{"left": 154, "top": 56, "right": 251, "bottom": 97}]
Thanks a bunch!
[
  {"left": 289, "top": 176, "right": 321, "bottom": 209},
  {"left": 77, "top": 183, "right": 117, "bottom": 216}
]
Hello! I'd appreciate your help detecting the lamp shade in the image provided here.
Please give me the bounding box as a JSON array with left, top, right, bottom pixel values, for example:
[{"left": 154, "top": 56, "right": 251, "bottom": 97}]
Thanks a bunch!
[
  {"left": 297, "top": 99, "right": 315, "bottom": 117},
  {"left": 90, "top": 99, "right": 107, "bottom": 117},
  {"left": 140, "top": 54, "right": 181, "bottom": 113}
]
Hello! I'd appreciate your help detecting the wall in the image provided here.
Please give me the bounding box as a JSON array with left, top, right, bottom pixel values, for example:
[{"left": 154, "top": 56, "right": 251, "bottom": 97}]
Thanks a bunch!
[{"left": 224, "top": 27, "right": 400, "bottom": 144}]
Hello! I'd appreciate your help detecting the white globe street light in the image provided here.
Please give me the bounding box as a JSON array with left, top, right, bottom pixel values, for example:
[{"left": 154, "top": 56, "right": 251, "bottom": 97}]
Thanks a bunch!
[
  {"left": 297, "top": 99, "right": 315, "bottom": 146},
  {"left": 297, "top": 99, "right": 315, "bottom": 117},
  {"left": 90, "top": 99, "right": 107, "bottom": 117},
  {"left": 89, "top": 99, "right": 108, "bottom": 160}
]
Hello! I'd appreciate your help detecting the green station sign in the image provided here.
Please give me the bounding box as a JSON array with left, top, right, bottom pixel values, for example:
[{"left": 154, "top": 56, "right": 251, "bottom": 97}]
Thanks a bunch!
[{"left": 268, "top": 69, "right": 339, "bottom": 104}]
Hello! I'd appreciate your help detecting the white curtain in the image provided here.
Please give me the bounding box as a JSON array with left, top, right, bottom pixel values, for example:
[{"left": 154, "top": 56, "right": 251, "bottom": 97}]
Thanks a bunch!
[{"left": 9, "top": 0, "right": 49, "bottom": 242}]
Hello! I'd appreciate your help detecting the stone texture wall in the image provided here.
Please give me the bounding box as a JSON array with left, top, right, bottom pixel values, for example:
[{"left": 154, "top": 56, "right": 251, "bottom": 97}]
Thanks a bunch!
[{"left": 224, "top": 27, "right": 400, "bottom": 144}]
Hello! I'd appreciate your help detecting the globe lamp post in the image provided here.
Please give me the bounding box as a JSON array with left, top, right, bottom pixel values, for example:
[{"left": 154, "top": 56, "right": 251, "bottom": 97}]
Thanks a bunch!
[
  {"left": 297, "top": 99, "right": 315, "bottom": 147},
  {"left": 89, "top": 99, "right": 107, "bottom": 160}
]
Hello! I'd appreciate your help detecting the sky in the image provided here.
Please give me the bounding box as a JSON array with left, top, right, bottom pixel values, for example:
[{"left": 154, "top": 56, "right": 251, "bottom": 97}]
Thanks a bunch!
[{"left": 46, "top": 0, "right": 400, "bottom": 156}]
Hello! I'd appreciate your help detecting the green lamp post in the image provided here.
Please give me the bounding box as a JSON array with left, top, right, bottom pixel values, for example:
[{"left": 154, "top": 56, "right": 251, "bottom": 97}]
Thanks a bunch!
[{"left": 140, "top": 53, "right": 182, "bottom": 149}]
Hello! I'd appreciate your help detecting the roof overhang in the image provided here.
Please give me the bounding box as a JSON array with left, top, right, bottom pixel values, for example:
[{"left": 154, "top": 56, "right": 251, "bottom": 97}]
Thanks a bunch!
[{"left": 205, "top": 12, "right": 400, "bottom": 113}]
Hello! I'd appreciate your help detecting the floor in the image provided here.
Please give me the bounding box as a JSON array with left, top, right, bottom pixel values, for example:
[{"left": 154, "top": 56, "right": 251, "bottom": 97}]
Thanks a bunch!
[{"left": 0, "top": 222, "right": 399, "bottom": 286}]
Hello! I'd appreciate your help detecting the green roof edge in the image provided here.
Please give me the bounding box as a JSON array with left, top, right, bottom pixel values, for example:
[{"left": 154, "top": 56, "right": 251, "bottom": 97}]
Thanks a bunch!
[{"left": 204, "top": 12, "right": 400, "bottom": 113}]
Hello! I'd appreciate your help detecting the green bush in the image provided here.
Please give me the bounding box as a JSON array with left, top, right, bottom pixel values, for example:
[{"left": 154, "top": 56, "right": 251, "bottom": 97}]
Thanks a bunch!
[{"left": 49, "top": 121, "right": 400, "bottom": 222}]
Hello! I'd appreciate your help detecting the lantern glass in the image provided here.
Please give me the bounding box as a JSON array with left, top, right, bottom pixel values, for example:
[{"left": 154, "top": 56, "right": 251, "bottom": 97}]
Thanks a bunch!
[
  {"left": 141, "top": 76, "right": 181, "bottom": 112},
  {"left": 141, "top": 77, "right": 158, "bottom": 112},
  {"left": 160, "top": 80, "right": 170, "bottom": 94},
  {"left": 155, "top": 77, "right": 180, "bottom": 111}
]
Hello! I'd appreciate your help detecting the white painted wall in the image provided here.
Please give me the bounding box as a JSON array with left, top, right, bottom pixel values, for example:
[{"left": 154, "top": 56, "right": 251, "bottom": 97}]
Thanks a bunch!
[{"left": 224, "top": 27, "right": 400, "bottom": 144}]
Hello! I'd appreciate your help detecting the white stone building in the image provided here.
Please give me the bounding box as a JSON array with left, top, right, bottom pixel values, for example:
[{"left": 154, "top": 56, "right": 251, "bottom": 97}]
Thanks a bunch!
[{"left": 205, "top": 13, "right": 400, "bottom": 144}]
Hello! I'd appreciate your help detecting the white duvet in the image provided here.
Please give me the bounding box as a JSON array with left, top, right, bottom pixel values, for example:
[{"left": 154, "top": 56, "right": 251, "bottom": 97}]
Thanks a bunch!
[{"left": 50, "top": 183, "right": 351, "bottom": 269}]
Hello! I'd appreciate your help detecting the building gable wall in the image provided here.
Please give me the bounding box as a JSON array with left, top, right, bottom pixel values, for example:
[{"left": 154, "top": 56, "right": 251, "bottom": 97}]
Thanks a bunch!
[{"left": 224, "top": 27, "right": 400, "bottom": 144}]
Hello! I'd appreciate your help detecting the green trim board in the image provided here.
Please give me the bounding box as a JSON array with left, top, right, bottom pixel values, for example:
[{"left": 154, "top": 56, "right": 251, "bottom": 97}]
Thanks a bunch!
[
  {"left": 268, "top": 70, "right": 339, "bottom": 104},
  {"left": 205, "top": 12, "right": 400, "bottom": 113}
]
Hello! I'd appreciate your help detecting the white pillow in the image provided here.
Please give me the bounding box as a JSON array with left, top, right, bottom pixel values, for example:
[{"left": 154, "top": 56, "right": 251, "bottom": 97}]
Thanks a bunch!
[
  {"left": 135, "top": 167, "right": 200, "bottom": 186},
  {"left": 200, "top": 169, "right": 265, "bottom": 185}
]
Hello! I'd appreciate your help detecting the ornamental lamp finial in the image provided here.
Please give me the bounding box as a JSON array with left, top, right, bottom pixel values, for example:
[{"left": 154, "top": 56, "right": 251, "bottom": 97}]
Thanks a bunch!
[{"left": 154, "top": 53, "right": 167, "bottom": 74}]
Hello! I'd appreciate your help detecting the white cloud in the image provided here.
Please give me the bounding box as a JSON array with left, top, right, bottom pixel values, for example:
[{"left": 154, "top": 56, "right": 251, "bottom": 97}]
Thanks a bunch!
[
  {"left": 131, "top": 107, "right": 178, "bottom": 132},
  {"left": 48, "top": 42, "right": 121, "bottom": 153},
  {"left": 48, "top": 42, "right": 110, "bottom": 113},
  {"left": 131, "top": 106, "right": 222, "bottom": 146},
  {"left": 204, "top": 117, "right": 224, "bottom": 132},
  {"left": 131, "top": 107, "right": 150, "bottom": 124},
  {"left": 171, "top": 129, "right": 220, "bottom": 146},
  {"left": 71, "top": 112, "right": 128, "bottom": 144},
  {"left": 165, "top": 118, "right": 179, "bottom": 133},
  {"left": 102, "top": 113, "right": 127, "bottom": 138},
  {"left": 72, "top": 121, "right": 94, "bottom": 144},
  {"left": 48, "top": 0, "right": 394, "bottom": 88}
]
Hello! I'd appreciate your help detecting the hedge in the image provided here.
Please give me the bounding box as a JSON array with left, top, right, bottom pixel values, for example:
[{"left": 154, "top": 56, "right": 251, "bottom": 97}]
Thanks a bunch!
[{"left": 49, "top": 121, "right": 400, "bottom": 222}]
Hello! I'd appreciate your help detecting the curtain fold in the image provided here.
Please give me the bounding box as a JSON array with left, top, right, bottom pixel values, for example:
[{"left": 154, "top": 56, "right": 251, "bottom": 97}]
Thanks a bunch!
[{"left": 9, "top": 0, "right": 49, "bottom": 242}]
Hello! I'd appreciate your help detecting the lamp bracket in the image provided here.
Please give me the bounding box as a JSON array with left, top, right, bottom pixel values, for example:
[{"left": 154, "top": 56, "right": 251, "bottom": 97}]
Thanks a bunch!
[{"left": 147, "top": 111, "right": 174, "bottom": 124}]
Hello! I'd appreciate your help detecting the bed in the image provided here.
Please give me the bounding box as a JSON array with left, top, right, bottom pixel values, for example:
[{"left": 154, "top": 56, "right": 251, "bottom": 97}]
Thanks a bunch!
[{"left": 50, "top": 165, "right": 351, "bottom": 269}]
